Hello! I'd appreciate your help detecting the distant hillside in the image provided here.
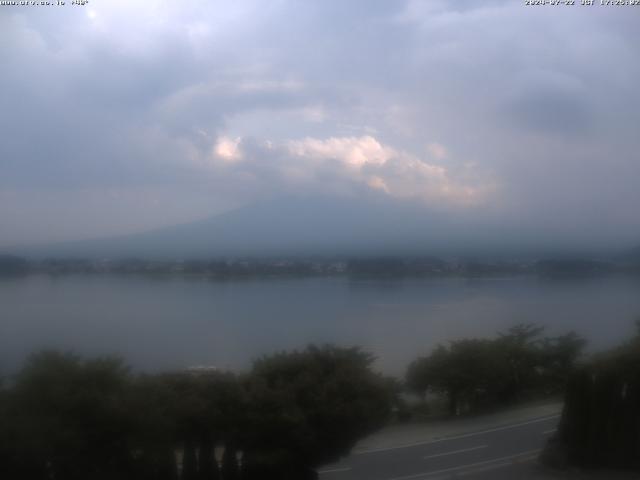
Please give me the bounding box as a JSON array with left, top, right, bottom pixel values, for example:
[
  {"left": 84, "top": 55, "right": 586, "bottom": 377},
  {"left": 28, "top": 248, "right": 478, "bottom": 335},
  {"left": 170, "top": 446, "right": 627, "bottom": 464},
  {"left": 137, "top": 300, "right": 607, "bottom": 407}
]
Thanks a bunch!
[
  {"left": 626, "top": 245, "right": 640, "bottom": 264},
  {"left": 15, "top": 195, "right": 457, "bottom": 259},
  {"left": 11, "top": 194, "right": 631, "bottom": 260},
  {"left": 0, "top": 254, "right": 28, "bottom": 274}
]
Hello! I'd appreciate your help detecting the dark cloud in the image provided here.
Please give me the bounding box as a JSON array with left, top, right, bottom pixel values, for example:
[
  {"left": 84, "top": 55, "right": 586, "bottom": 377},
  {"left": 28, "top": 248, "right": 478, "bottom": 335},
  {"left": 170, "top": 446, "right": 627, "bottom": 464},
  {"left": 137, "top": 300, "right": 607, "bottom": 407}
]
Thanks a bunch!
[{"left": 505, "top": 80, "right": 594, "bottom": 135}]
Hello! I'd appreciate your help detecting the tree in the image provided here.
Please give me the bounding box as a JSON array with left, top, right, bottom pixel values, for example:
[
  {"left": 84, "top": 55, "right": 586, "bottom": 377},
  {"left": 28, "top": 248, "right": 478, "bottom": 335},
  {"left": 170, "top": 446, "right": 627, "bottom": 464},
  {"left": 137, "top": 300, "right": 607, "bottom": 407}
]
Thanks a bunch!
[
  {"left": 408, "top": 340, "right": 507, "bottom": 415},
  {"left": 0, "top": 345, "right": 392, "bottom": 480},
  {"left": 496, "top": 324, "right": 545, "bottom": 401},
  {"left": 538, "top": 331, "right": 586, "bottom": 394},
  {"left": 127, "top": 375, "right": 180, "bottom": 480},
  {"left": 242, "top": 345, "right": 392, "bottom": 479},
  {"left": 406, "top": 346, "right": 444, "bottom": 400},
  {"left": 406, "top": 325, "right": 586, "bottom": 416},
  {"left": 3, "top": 351, "right": 135, "bottom": 480},
  {"left": 542, "top": 326, "right": 640, "bottom": 471},
  {"left": 128, "top": 369, "right": 244, "bottom": 480}
]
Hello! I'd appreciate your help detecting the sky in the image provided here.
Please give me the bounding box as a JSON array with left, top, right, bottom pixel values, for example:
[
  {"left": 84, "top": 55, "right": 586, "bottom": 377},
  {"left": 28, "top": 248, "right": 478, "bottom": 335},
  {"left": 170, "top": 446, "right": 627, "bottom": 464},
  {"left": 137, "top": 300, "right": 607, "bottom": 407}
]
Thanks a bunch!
[{"left": 1, "top": 0, "right": 640, "bottom": 250}]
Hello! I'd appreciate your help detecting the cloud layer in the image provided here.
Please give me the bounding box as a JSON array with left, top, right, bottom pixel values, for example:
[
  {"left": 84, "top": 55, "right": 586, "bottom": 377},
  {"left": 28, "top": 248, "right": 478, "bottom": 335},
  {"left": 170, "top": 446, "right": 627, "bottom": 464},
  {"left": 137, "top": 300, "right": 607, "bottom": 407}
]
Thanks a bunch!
[
  {"left": 1, "top": 1, "right": 639, "bottom": 248},
  {"left": 206, "top": 135, "right": 489, "bottom": 206}
]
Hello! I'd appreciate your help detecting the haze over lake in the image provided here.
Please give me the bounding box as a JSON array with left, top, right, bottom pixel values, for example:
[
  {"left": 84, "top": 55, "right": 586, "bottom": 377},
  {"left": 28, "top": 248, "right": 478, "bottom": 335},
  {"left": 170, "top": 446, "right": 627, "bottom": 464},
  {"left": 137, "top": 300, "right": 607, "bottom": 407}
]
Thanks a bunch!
[{"left": 2, "top": 274, "right": 639, "bottom": 376}]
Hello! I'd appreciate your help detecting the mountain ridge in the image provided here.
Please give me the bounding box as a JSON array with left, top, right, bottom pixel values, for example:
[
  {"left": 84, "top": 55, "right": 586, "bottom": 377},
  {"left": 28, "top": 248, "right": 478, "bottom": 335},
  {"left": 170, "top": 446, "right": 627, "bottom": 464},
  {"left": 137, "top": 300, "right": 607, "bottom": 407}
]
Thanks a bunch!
[{"left": 8, "top": 194, "right": 637, "bottom": 261}]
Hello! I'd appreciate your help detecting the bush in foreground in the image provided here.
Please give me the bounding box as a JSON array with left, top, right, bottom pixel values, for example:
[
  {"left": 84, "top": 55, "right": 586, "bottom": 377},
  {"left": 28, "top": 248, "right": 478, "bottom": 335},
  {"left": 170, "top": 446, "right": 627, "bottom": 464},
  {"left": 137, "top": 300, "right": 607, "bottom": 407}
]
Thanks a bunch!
[
  {"left": 0, "top": 346, "right": 392, "bottom": 479},
  {"left": 541, "top": 324, "right": 640, "bottom": 471},
  {"left": 406, "top": 324, "right": 585, "bottom": 416}
]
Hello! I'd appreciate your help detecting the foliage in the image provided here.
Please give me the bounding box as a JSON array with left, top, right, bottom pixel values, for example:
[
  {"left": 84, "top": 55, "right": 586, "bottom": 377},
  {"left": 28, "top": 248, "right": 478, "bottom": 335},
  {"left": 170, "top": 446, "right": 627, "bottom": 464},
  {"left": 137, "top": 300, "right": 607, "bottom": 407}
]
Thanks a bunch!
[
  {"left": 243, "top": 345, "right": 391, "bottom": 477},
  {"left": 0, "top": 345, "right": 392, "bottom": 480},
  {"left": 406, "top": 324, "right": 585, "bottom": 415},
  {"left": 542, "top": 325, "right": 640, "bottom": 471},
  {"left": 2, "top": 351, "right": 134, "bottom": 479}
]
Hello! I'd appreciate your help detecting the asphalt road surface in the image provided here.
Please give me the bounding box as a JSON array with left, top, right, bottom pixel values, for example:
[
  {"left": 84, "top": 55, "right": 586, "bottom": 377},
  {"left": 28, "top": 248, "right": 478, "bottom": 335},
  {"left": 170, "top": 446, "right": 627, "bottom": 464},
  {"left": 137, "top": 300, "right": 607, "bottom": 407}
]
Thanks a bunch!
[{"left": 318, "top": 414, "right": 560, "bottom": 480}]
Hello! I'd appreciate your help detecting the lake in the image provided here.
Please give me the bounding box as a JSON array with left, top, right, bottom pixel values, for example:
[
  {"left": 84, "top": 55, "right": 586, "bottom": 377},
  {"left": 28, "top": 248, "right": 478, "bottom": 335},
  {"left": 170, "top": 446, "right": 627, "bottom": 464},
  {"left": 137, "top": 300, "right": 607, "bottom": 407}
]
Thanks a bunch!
[{"left": 1, "top": 274, "right": 639, "bottom": 376}]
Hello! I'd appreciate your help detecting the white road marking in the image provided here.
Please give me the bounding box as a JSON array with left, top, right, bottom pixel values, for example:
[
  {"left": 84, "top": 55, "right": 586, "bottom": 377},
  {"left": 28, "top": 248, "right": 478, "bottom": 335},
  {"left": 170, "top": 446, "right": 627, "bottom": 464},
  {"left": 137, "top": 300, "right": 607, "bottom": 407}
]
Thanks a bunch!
[
  {"left": 387, "top": 449, "right": 541, "bottom": 480},
  {"left": 423, "top": 444, "right": 487, "bottom": 460},
  {"left": 457, "top": 461, "right": 512, "bottom": 477},
  {"left": 318, "top": 466, "right": 352, "bottom": 475},
  {"left": 355, "top": 414, "right": 560, "bottom": 455},
  {"left": 458, "top": 451, "right": 540, "bottom": 477},
  {"left": 542, "top": 428, "right": 557, "bottom": 435}
]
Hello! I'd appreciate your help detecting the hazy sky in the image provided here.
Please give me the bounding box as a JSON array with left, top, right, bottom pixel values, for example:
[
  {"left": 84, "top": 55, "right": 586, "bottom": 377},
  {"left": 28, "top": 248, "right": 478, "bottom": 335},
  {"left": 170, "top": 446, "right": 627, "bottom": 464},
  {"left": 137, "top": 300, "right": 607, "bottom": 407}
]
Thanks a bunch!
[{"left": 1, "top": 0, "right": 639, "bottom": 248}]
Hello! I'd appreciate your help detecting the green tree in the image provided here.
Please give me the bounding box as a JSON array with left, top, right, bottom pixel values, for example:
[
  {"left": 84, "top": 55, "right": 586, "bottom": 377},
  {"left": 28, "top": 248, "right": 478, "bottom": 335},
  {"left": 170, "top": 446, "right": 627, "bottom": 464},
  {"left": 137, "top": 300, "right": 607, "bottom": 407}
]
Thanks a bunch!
[
  {"left": 129, "top": 369, "right": 244, "bottom": 480},
  {"left": 542, "top": 325, "right": 640, "bottom": 471},
  {"left": 538, "top": 331, "right": 586, "bottom": 394},
  {"left": 5, "top": 351, "right": 135, "bottom": 480},
  {"left": 408, "top": 340, "right": 506, "bottom": 415},
  {"left": 406, "top": 324, "right": 586, "bottom": 416},
  {"left": 495, "top": 323, "right": 545, "bottom": 401},
  {"left": 242, "top": 345, "right": 392, "bottom": 479}
]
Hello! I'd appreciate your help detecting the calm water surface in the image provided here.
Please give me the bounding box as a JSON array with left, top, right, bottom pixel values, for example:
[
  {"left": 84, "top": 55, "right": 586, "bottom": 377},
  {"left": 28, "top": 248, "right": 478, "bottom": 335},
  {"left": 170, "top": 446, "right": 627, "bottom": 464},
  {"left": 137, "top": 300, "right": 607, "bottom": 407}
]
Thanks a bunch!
[{"left": 1, "top": 274, "right": 639, "bottom": 376}]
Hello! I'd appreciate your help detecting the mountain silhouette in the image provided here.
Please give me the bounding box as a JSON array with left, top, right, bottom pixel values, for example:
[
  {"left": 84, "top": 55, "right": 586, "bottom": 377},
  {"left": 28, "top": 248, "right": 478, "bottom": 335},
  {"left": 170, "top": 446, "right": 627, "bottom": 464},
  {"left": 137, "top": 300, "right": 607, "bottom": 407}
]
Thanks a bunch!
[
  {"left": 17, "top": 195, "right": 478, "bottom": 259},
  {"left": 14, "top": 194, "right": 627, "bottom": 260}
]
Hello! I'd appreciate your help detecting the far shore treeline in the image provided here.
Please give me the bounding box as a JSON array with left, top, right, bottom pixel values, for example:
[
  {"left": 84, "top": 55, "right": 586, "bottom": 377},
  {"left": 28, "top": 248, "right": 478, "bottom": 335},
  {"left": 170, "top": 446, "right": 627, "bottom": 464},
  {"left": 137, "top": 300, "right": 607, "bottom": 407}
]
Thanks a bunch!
[
  {"left": 0, "top": 323, "right": 596, "bottom": 479},
  {"left": 2, "top": 253, "right": 640, "bottom": 278}
]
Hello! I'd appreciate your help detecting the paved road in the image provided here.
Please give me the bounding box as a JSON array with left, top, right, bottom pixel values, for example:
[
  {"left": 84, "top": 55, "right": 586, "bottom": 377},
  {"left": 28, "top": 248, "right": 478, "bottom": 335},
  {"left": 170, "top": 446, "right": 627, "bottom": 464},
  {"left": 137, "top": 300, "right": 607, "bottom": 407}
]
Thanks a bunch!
[{"left": 318, "top": 414, "right": 560, "bottom": 480}]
